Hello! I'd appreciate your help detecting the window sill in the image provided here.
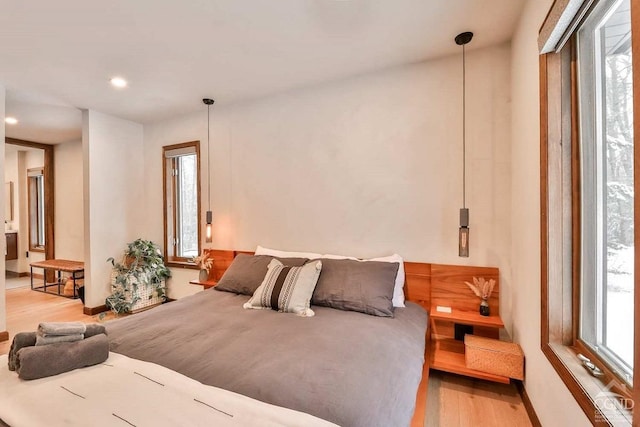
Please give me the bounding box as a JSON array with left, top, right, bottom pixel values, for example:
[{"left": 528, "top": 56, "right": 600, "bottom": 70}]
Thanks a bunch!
[
  {"left": 544, "top": 343, "right": 632, "bottom": 426},
  {"left": 166, "top": 261, "right": 199, "bottom": 270},
  {"left": 29, "top": 247, "right": 45, "bottom": 253}
]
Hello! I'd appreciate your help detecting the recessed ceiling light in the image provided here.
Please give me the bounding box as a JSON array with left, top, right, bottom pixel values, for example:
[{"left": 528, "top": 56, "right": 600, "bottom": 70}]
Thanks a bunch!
[
  {"left": 4, "top": 117, "right": 18, "bottom": 125},
  {"left": 110, "top": 77, "right": 128, "bottom": 88}
]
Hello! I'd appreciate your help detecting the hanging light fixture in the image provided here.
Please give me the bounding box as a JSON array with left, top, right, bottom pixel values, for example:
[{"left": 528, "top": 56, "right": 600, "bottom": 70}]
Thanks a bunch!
[
  {"left": 203, "top": 98, "right": 215, "bottom": 243},
  {"left": 455, "top": 31, "right": 473, "bottom": 257}
]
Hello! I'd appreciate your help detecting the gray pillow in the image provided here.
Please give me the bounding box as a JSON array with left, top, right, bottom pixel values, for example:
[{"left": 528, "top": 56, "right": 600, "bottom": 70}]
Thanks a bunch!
[
  {"left": 215, "top": 254, "right": 308, "bottom": 296},
  {"left": 311, "top": 258, "right": 399, "bottom": 317}
]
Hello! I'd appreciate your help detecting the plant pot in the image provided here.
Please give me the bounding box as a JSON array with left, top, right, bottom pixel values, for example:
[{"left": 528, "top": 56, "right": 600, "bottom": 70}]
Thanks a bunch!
[
  {"left": 199, "top": 269, "right": 209, "bottom": 282},
  {"left": 479, "top": 299, "right": 490, "bottom": 316}
]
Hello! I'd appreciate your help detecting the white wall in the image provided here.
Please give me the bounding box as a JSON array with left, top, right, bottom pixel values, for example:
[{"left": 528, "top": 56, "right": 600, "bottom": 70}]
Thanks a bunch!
[
  {"left": 55, "top": 140, "right": 84, "bottom": 260},
  {"left": 4, "top": 147, "right": 20, "bottom": 274},
  {"left": 4, "top": 146, "right": 21, "bottom": 273},
  {"left": 0, "top": 84, "right": 7, "bottom": 334},
  {"left": 510, "top": 1, "right": 590, "bottom": 425},
  {"left": 144, "top": 44, "right": 514, "bottom": 317},
  {"left": 83, "top": 110, "right": 144, "bottom": 308},
  {"left": 4, "top": 147, "right": 18, "bottom": 231}
]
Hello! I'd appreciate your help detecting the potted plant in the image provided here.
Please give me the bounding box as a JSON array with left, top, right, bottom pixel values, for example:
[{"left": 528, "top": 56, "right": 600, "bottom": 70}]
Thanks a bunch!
[{"left": 106, "top": 239, "right": 171, "bottom": 314}]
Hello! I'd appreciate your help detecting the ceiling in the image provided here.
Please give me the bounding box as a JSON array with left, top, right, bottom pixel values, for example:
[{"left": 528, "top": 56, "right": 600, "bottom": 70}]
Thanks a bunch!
[{"left": 0, "top": 0, "right": 525, "bottom": 144}]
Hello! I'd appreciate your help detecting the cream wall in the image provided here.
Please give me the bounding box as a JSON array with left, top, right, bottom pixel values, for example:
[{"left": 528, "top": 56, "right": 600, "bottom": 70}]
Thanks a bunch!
[
  {"left": 510, "top": 0, "right": 590, "bottom": 425},
  {"left": 83, "top": 110, "right": 144, "bottom": 308},
  {"left": 144, "top": 44, "right": 514, "bottom": 321},
  {"left": 0, "top": 85, "right": 6, "bottom": 333},
  {"left": 54, "top": 140, "right": 83, "bottom": 260},
  {"left": 4, "top": 148, "right": 19, "bottom": 274},
  {"left": 5, "top": 146, "right": 21, "bottom": 273},
  {"left": 4, "top": 147, "right": 18, "bottom": 231}
]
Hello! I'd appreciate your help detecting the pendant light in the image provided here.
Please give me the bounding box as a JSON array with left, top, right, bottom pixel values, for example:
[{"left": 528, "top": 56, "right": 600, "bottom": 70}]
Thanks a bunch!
[
  {"left": 455, "top": 31, "right": 473, "bottom": 257},
  {"left": 203, "top": 98, "right": 214, "bottom": 243}
]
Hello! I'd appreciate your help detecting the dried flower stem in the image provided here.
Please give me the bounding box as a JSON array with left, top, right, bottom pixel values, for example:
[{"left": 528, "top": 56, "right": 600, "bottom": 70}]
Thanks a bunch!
[{"left": 464, "top": 277, "right": 496, "bottom": 301}]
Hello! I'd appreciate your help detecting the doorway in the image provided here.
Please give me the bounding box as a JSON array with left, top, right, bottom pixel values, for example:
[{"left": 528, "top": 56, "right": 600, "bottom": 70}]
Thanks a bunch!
[{"left": 4, "top": 138, "right": 54, "bottom": 288}]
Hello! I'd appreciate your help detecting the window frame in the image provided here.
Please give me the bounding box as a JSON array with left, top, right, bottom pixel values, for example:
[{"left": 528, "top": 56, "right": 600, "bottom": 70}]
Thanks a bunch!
[
  {"left": 162, "top": 141, "right": 201, "bottom": 269},
  {"left": 540, "top": 0, "right": 640, "bottom": 424},
  {"left": 27, "top": 167, "right": 45, "bottom": 252}
]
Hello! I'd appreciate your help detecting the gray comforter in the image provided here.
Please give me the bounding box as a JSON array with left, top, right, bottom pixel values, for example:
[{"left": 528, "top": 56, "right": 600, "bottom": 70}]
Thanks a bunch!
[{"left": 107, "top": 289, "right": 427, "bottom": 427}]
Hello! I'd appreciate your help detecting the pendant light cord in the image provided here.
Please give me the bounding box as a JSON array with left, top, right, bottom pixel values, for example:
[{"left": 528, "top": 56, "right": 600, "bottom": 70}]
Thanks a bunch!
[
  {"left": 462, "top": 43, "right": 466, "bottom": 210},
  {"left": 207, "top": 104, "right": 211, "bottom": 211}
]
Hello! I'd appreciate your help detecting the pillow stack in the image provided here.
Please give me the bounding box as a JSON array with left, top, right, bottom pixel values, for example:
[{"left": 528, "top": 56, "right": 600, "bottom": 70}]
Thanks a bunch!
[{"left": 216, "top": 246, "right": 407, "bottom": 318}]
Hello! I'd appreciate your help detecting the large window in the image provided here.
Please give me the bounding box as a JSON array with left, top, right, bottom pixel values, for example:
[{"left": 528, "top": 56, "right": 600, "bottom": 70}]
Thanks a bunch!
[
  {"left": 28, "top": 167, "right": 45, "bottom": 251},
  {"left": 578, "top": 0, "right": 634, "bottom": 384},
  {"left": 163, "top": 141, "right": 201, "bottom": 266},
  {"left": 541, "top": 0, "right": 638, "bottom": 424}
]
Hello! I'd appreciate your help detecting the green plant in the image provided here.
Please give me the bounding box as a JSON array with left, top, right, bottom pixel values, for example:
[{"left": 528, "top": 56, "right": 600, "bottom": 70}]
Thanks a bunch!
[{"left": 106, "top": 239, "right": 171, "bottom": 314}]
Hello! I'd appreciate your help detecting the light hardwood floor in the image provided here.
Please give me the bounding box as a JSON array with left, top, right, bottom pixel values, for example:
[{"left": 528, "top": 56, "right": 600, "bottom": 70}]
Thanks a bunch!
[
  {"left": 0, "top": 286, "right": 111, "bottom": 355},
  {"left": 1, "top": 287, "right": 533, "bottom": 426},
  {"left": 425, "top": 371, "right": 533, "bottom": 427}
]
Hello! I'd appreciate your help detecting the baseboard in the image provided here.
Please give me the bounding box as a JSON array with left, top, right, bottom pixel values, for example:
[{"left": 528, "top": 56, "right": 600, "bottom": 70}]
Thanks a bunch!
[
  {"left": 0, "top": 331, "right": 8, "bottom": 342},
  {"left": 5, "top": 271, "right": 30, "bottom": 278},
  {"left": 83, "top": 305, "right": 108, "bottom": 316},
  {"left": 515, "top": 381, "right": 542, "bottom": 427}
]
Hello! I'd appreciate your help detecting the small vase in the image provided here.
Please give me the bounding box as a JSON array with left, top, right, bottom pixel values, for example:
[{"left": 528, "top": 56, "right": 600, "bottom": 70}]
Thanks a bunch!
[
  {"left": 199, "top": 269, "right": 209, "bottom": 282},
  {"left": 479, "top": 299, "right": 490, "bottom": 316}
]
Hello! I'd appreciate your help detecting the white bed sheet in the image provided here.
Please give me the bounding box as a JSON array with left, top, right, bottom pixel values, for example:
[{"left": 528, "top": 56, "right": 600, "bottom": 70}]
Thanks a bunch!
[{"left": 0, "top": 353, "right": 337, "bottom": 427}]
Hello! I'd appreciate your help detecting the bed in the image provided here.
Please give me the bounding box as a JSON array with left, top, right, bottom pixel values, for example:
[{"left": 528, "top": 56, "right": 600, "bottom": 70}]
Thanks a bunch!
[
  {"left": 1, "top": 250, "right": 434, "bottom": 427},
  {"left": 107, "top": 289, "right": 427, "bottom": 427}
]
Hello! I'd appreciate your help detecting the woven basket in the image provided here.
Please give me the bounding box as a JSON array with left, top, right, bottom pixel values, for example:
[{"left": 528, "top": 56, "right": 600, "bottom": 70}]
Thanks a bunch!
[
  {"left": 464, "top": 334, "right": 524, "bottom": 380},
  {"left": 110, "top": 271, "right": 164, "bottom": 313}
]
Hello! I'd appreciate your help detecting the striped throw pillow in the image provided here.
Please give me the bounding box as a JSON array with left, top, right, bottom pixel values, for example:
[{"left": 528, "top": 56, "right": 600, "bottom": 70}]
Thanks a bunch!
[{"left": 243, "top": 259, "right": 322, "bottom": 317}]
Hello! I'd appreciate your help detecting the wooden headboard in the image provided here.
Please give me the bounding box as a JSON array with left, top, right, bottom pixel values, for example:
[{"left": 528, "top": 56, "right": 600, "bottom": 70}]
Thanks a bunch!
[{"left": 203, "top": 249, "right": 499, "bottom": 315}]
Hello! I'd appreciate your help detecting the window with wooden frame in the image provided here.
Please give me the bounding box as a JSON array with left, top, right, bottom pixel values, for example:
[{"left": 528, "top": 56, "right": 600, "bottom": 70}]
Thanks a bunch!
[
  {"left": 28, "top": 167, "right": 45, "bottom": 252},
  {"left": 540, "top": 0, "right": 639, "bottom": 424},
  {"left": 162, "top": 141, "right": 201, "bottom": 267}
]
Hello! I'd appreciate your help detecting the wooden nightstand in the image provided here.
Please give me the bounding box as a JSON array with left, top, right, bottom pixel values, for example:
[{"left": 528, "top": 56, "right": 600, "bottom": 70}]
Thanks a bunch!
[
  {"left": 427, "top": 264, "right": 522, "bottom": 384},
  {"left": 429, "top": 307, "right": 510, "bottom": 384},
  {"left": 189, "top": 279, "right": 217, "bottom": 289}
]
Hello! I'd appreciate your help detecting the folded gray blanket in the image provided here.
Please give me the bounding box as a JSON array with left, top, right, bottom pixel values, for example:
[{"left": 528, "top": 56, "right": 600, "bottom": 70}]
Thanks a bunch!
[
  {"left": 8, "top": 332, "right": 36, "bottom": 371},
  {"left": 16, "top": 334, "right": 109, "bottom": 380},
  {"left": 8, "top": 324, "right": 107, "bottom": 370},
  {"left": 35, "top": 334, "right": 84, "bottom": 346},
  {"left": 37, "top": 322, "right": 86, "bottom": 336},
  {"left": 85, "top": 323, "right": 107, "bottom": 338}
]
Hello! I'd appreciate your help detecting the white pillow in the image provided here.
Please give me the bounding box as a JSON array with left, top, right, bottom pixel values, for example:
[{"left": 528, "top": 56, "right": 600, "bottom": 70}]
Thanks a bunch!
[
  {"left": 320, "top": 253, "right": 406, "bottom": 308},
  {"left": 255, "top": 245, "right": 322, "bottom": 259}
]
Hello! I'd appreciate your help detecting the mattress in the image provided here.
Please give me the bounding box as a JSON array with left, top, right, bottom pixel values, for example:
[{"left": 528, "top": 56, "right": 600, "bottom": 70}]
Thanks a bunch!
[{"left": 107, "top": 288, "right": 428, "bottom": 427}]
